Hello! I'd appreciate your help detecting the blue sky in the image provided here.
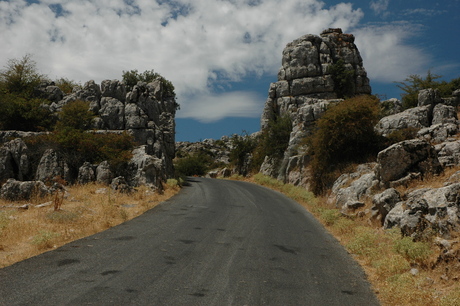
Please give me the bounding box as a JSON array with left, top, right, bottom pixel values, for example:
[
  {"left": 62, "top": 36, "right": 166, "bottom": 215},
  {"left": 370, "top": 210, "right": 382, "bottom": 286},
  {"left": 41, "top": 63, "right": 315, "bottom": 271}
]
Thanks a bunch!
[{"left": 1, "top": 0, "right": 459, "bottom": 142}]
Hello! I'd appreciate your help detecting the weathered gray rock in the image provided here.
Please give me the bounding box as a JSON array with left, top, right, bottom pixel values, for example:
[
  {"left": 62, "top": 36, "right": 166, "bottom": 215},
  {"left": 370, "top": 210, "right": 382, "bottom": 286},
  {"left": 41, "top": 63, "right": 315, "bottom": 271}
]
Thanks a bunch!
[
  {"left": 258, "top": 29, "right": 371, "bottom": 183},
  {"left": 77, "top": 162, "right": 95, "bottom": 185},
  {"left": 127, "top": 145, "right": 165, "bottom": 189},
  {"left": 101, "top": 79, "right": 126, "bottom": 102},
  {"left": 34, "top": 81, "right": 64, "bottom": 102},
  {"left": 418, "top": 123, "right": 458, "bottom": 144},
  {"left": 432, "top": 103, "right": 458, "bottom": 125},
  {"left": 96, "top": 161, "right": 113, "bottom": 185},
  {"left": 334, "top": 171, "right": 378, "bottom": 209},
  {"left": 380, "top": 98, "right": 402, "bottom": 117},
  {"left": 110, "top": 176, "right": 133, "bottom": 193},
  {"left": 35, "top": 149, "right": 71, "bottom": 183},
  {"left": 0, "top": 138, "right": 30, "bottom": 181},
  {"left": 384, "top": 183, "right": 460, "bottom": 237},
  {"left": 99, "top": 97, "right": 125, "bottom": 130},
  {"left": 371, "top": 188, "right": 401, "bottom": 225},
  {"left": 0, "top": 179, "right": 50, "bottom": 201},
  {"left": 375, "top": 106, "right": 431, "bottom": 137},
  {"left": 376, "top": 139, "right": 442, "bottom": 186},
  {"left": 418, "top": 88, "right": 442, "bottom": 107}
]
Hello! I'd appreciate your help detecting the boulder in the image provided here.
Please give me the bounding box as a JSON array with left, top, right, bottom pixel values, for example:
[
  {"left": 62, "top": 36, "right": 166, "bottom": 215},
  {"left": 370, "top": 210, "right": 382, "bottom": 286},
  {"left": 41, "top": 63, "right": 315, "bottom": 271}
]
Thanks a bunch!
[
  {"left": 375, "top": 106, "right": 431, "bottom": 137},
  {"left": 0, "top": 138, "right": 30, "bottom": 181},
  {"left": 77, "top": 162, "right": 95, "bottom": 185},
  {"left": 110, "top": 176, "right": 133, "bottom": 193},
  {"left": 35, "top": 149, "right": 71, "bottom": 183},
  {"left": 96, "top": 161, "right": 114, "bottom": 185},
  {"left": 371, "top": 188, "right": 401, "bottom": 225},
  {"left": 334, "top": 172, "right": 378, "bottom": 209},
  {"left": 0, "top": 179, "right": 50, "bottom": 201},
  {"left": 127, "top": 145, "right": 165, "bottom": 189},
  {"left": 376, "top": 139, "right": 442, "bottom": 186}
]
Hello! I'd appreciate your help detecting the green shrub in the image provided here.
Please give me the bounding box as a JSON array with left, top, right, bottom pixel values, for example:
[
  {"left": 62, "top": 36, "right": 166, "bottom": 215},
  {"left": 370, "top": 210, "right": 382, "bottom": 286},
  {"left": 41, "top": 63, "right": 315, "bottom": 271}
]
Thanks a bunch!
[
  {"left": 229, "top": 132, "right": 257, "bottom": 175},
  {"left": 0, "top": 93, "right": 55, "bottom": 131},
  {"left": 396, "top": 71, "right": 460, "bottom": 109},
  {"left": 56, "top": 100, "right": 94, "bottom": 131},
  {"left": 307, "top": 95, "right": 383, "bottom": 195},
  {"left": 330, "top": 59, "right": 356, "bottom": 98},
  {"left": 252, "top": 114, "right": 292, "bottom": 171},
  {"left": 54, "top": 77, "right": 79, "bottom": 94},
  {"left": 32, "top": 230, "right": 60, "bottom": 249},
  {"left": 174, "top": 153, "right": 211, "bottom": 176}
]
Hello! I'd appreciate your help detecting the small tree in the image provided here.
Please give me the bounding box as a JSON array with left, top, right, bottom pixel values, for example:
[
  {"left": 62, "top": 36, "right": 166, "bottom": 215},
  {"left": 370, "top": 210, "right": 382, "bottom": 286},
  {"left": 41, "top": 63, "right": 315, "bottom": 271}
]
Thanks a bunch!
[
  {"left": 229, "top": 132, "right": 257, "bottom": 176},
  {"left": 396, "top": 71, "right": 442, "bottom": 109},
  {"left": 0, "top": 54, "right": 46, "bottom": 97}
]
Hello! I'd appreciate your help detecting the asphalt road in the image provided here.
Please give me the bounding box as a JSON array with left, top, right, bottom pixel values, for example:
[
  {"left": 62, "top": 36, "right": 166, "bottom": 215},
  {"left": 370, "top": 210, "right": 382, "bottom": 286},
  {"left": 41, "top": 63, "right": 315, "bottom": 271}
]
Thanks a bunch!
[{"left": 0, "top": 177, "right": 379, "bottom": 305}]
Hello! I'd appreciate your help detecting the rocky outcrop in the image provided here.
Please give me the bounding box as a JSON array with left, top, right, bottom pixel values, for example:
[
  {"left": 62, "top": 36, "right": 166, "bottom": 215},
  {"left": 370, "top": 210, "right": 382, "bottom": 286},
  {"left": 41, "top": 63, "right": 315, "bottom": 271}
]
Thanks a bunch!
[
  {"left": 384, "top": 183, "right": 460, "bottom": 238},
  {"left": 260, "top": 28, "right": 371, "bottom": 184},
  {"left": 0, "top": 77, "right": 177, "bottom": 190},
  {"left": 0, "top": 138, "right": 30, "bottom": 182}
]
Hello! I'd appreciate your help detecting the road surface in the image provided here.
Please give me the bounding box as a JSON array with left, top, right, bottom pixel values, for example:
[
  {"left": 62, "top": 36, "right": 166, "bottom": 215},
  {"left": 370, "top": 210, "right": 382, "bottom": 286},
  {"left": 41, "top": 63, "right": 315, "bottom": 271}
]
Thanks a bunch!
[{"left": 0, "top": 177, "right": 379, "bottom": 305}]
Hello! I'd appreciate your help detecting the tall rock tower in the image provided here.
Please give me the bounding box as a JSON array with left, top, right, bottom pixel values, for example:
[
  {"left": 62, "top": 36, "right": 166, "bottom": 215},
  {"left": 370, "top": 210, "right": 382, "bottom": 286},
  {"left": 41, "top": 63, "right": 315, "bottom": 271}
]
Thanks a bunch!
[{"left": 260, "top": 29, "right": 371, "bottom": 186}]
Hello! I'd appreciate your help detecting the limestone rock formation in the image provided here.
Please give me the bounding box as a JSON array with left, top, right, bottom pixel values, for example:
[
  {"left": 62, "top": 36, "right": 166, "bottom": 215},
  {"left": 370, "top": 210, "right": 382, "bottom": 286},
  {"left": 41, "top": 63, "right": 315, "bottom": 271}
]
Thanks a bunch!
[
  {"left": 0, "top": 138, "right": 30, "bottom": 182},
  {"left": 260, "top": 28, "right": 371, "bottom": 184},
  {"left": 0, "top": 77, "right": 177, "bottom": 190}
]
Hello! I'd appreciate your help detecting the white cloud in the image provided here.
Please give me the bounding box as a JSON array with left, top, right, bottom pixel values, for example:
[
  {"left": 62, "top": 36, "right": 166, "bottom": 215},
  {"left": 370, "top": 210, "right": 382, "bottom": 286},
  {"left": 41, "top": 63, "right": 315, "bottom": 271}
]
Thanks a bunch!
[
  {"left": 0, "top": 0, "right": 365, "bottom": 122},
  {"left": 354, "top": 23, "right": 429, "bottom": 83},
  {"left": 370, "top": 0, "right": 390, "bottom": 16},
  {"left": 0, "top": 0, "right": 433, "bottom": 122}
]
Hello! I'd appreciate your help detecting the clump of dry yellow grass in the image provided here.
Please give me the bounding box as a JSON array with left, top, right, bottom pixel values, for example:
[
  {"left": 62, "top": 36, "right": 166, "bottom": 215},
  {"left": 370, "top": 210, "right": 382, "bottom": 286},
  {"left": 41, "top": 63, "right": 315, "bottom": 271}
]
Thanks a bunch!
[{"left": 0, "top": 182, "right": 180, "bottom": 268}]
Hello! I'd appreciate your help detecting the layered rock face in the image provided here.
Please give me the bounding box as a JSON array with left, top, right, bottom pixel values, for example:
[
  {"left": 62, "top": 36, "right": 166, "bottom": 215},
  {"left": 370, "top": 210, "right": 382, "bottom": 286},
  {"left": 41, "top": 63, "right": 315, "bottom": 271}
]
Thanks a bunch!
[
  {"left": 0, "top": 79, "right": 178, "bottom": 199},
  {"left": 260, "top": 28, "right": 371, "bottom": 185}
]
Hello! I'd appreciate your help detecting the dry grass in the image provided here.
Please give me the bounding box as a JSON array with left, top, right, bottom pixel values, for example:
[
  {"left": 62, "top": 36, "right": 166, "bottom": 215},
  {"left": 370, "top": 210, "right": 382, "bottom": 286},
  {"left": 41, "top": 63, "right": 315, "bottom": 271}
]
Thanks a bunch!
[
  {"left": 0, "top": 182, "right": 180, "bottom": 268},
  {"left": 247, "top": 172, "right": 460, "bottom": 306}
]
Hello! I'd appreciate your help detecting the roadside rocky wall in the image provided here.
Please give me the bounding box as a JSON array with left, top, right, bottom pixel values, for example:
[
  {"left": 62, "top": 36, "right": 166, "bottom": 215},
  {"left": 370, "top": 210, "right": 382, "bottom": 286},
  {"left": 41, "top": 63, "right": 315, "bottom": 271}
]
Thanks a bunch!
[{"left": 0, "top": 79, "right": 178, "bottom": 198}]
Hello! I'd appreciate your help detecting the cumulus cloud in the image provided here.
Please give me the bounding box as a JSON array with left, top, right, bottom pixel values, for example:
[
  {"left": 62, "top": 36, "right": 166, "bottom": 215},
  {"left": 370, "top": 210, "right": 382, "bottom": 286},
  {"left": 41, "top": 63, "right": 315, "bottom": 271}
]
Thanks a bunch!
[
  {"left": 0, "top": 0, "right": 365, "bottom": 122},
  {"left": 0, "top": 0, "right": 432, "bottom": 122},
  {"left": 354, "top": 22, "right": 429, "bottom": 83}
]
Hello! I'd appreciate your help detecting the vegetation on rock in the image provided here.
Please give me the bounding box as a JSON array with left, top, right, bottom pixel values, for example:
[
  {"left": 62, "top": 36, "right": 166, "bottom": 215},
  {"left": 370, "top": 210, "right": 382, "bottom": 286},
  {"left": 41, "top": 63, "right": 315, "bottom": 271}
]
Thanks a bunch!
[
  {"left": 307, "top": 95, "right": 383, "bottom": 195},
  {"left": 396, "top": 71, "right": 460, "bottom": 109}
]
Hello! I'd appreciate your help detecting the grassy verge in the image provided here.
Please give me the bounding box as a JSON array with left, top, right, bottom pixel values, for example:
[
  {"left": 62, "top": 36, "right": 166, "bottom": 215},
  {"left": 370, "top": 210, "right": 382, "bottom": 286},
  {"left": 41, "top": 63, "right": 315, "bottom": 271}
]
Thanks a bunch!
[
  {"left": 0, "top": 181, "right": 180, "bottom": 268},
  {"left": 248, "top": 173, "right": 460, "bottom": 306}
]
